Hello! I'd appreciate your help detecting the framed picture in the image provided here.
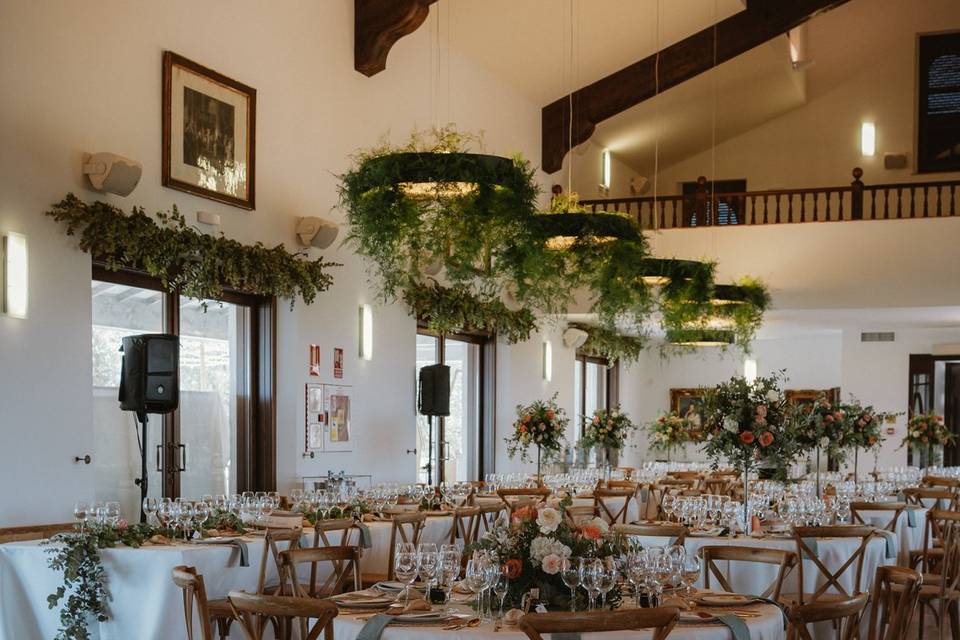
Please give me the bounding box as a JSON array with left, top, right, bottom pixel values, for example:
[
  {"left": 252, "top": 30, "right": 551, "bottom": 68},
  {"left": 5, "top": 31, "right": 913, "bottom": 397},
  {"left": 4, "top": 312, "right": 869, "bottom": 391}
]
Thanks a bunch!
[
  {"left": 162, "top": 51, "right": 256, "bottom": 209},
  {"left": 304, "top": 383, "right": 353, "bottom": 453},
  {"left": 785, "top": 388, "right": 840, "bottom": 407},
  {"left": 670, "top": 387, "right": 706, "bottom": 434},
  {"left": 333, "top": 347, "right": 344, "bottom": 379},
  {"left": 308, "top": 344, "right": 321, "bottom": 377}
]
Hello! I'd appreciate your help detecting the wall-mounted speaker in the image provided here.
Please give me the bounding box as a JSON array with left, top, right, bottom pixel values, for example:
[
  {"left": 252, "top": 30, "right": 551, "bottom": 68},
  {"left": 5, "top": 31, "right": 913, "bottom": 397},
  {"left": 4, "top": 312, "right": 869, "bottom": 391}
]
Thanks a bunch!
[
  {"left": 119, "top": 334, "right": 179, "bottom": 415},
  {"left": 418, "top": 364, "right": 450, "bottom": 417}
]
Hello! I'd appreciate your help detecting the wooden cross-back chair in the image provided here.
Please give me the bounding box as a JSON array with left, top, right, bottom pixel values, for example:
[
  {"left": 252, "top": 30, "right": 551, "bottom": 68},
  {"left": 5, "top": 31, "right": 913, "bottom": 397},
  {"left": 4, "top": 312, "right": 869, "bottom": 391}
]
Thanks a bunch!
[
  {"left": 475, "top": 503, "right": 505, "bottom": 536},
  {"left": 903, "top": 487, "right": 959, "bottom": 510},
  {"left": 256, "top": 528, "right": 302, "bottom": 596},
  {"left": 646, "top": 484, "right": 678, "bottom": 521},
  {"left": 565, "top": 504, "right": 599, "bottom": 526},
  {"left": 447, "top": 506, "right": 480, "bottom": 546},
  {"left": 700, "top": 545, "right": 798, "bottom": 600},
  {"left": 171, "top": 565, "right": 232, "bottom": 640},
  {"left": 280, "top": 545, "right": 361, "bottom": 599},
  {"left": 866, "top": 566, "right": 923, "bottom": 640},
  {"left": 666, "top": 470, "right": 701, "bottom": 480},
  {"left": 916, "top": 510, "right": 960, "bottom": 640},
  {"left": 701, "top": 477, "right": 732, "bottom": 495},
  {"left": 787, "top": 525, "right": 875, "bottom": 606},
  {"left": 612, "top": 522, "right": 687, "bottom": 546},
  {"left": 517, "top": 607, "right": 680, "bottom": 640},
  {"left": 605, "top": 479, "right": 638, "bottom": 490},
  {"left": 312, "top": 518, "right": 359, "bottom": 548},
  {"left": 360, "top": 511, "right": 426, "bottom": 587},
  {"left": 228, "top": 590, "right": 338, "bottom": 640},
  {"left": 593, "top": 487, "right": 637, "bottom": 524},
  {"left": 850, "top": 501, "right": 907, "bottom": 532},
  {"left": 913, "top": 507, "right": 960, "bottom": 572},
  {"left": 786, "top": 593, "right": 869, "bottom": 640},
  {"left": 658, "top": 477, "right": 698, "bottom": 488},
  {"left": 496, "top": 487, "right": 551, "bottom": 515}
]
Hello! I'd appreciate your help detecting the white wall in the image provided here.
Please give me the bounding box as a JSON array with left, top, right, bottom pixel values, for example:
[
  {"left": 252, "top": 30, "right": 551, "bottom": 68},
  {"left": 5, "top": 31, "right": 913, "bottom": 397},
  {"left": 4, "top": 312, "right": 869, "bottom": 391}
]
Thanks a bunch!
[{"left": 0, "top": 0, "right": 551, "bottom": 525}]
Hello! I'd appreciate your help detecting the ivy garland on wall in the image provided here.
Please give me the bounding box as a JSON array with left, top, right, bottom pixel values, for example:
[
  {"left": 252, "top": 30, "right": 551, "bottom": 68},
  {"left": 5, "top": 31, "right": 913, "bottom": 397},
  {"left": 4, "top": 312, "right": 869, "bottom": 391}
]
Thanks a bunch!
[
  {"left": 339, "top": 127, "right": 771, "bottom": 349},
  {"left": 46, "top": 194, "right": 338, "bottom": 306}
]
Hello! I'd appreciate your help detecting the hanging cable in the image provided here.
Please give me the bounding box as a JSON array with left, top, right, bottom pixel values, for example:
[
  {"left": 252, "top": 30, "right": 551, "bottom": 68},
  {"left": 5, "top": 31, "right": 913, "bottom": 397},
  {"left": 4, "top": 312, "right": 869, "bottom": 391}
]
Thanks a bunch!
[
  {"left": 711, "top": 0, "right": 719, "bottom": 257},
  {"left": 567, "top": 0, "right": 575, "bottom": 195},
  {"left": 652, "top": 0, "right": 661, "bottom": 234}
]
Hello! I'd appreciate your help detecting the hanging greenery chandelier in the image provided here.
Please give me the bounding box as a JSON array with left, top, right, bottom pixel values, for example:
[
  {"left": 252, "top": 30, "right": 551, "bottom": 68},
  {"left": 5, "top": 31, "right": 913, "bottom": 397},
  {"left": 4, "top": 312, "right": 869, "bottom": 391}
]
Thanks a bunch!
[{"left": 339, "top": 127, "right": 770, "bottom": 351}]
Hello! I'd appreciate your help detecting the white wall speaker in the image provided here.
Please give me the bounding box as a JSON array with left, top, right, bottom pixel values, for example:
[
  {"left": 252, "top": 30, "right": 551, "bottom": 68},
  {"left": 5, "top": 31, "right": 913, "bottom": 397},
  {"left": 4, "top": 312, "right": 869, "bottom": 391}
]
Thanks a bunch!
[{"left": 82, "top": 152, "right": 142, "bottom": 196}]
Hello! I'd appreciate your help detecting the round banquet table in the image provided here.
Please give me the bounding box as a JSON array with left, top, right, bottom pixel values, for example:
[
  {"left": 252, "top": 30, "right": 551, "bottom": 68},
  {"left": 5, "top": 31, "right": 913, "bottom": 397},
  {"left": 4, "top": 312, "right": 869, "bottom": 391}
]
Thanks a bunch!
[
  {"left": 0, "top": 515, "right": 456, "bottom": 640},
  {"left": 332, "top": 601, "right": 786, "bottom": 640},
  {"left": 856, "top": 506, "right": 928, "bottom": 564}
]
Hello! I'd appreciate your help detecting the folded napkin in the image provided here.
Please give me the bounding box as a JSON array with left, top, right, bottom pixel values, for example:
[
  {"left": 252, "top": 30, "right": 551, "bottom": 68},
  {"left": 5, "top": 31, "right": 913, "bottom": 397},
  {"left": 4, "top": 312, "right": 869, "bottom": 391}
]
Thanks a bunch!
[
  {"left": 876, "top": 529, "right": 898, "bottom": 560},
  {"left": 715, "top": 613, "right": 751, "bottom": 640},
  {"left": 386, "top": 598, "right": 431, "bottom": 615},
  {"left": 800, "top": 537, "right": 819, "bottom": 559},
  {"left": 195, "top": 538, "right": 250, "bottom": 567},
  {"left": 357, "top": 614, "right": 394, "bottom": 640},
  {"left": 907, "top": 509, "right": 917, "bottom": 528},
  {"left": 356, "top": 522, "right": 373, "bottom": 548}
]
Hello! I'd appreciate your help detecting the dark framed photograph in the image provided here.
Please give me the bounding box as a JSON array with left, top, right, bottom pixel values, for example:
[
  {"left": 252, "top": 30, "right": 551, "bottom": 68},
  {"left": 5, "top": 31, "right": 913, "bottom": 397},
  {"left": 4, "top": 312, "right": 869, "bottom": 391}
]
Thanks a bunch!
[
  {"left": 785, "top": 387, "right": 840, "bottom": 407},
  {"left": 162, "top": 51, "right": 256, "bottom": 209},
  {"left": 670, "top": 388, "right": 704, "bottom": 420}
]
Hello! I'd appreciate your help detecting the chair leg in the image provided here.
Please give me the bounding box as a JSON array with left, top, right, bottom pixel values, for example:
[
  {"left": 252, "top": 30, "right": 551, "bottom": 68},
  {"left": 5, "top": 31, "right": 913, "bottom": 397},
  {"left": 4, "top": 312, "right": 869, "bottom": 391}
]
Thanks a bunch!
[
  {"left": 215, "top": 616, "right": 232, "bottom": 640},
  {"left": 949, "top": 600, "right": 960, "bottom": 640}
]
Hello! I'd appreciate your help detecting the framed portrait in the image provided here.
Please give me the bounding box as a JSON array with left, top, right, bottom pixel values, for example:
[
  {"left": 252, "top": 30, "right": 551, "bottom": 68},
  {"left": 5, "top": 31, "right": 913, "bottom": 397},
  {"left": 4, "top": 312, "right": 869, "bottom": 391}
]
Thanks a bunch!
[
  {"left": 162, "top": 51, "right": 256, "bottom": 209},
  {"left": 670, "top": 388, "right": 704, "bottom": 418}
]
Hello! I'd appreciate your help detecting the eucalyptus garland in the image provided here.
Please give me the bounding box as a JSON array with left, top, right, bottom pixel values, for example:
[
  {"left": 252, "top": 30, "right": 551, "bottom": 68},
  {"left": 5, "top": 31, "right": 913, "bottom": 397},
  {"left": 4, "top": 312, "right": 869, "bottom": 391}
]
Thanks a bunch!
[
  {"left": 403, "top": 280, "right": 536, "bottom": 343},
  {"left": 570, "top": 323, "right": 645, "bottom": 365},
  {"left": 46, "top": 194, "right": 338, "bottom": 307}
]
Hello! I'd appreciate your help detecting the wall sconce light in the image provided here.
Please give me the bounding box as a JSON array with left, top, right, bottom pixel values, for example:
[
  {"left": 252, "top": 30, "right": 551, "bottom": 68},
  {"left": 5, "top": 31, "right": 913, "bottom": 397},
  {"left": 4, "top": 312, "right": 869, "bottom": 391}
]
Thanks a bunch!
[
  {"left": 600, "top": 149, "right": 612, "bottom": 191},
  {"left": 744, "top": 358, "right": 758, "bottom": 384},
  {"left": 861, "top": 122, "right": 876, "bottom": 157},
  {"left": 542, "top": 340, "right": 553, "bottom": 381},
  {"left": 359, "top": 304, "right": 373, "bottom": 361},
  {"left": 2, "top": 233, "right": 28, "bottom": 318}
]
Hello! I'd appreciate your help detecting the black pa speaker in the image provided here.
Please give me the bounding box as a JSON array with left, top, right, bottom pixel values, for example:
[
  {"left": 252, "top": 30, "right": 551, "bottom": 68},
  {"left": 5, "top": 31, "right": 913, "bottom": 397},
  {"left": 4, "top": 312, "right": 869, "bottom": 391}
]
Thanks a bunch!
[
  {"left": 418, "top": 364, "right": 450, "bottom": 417},
  {"left": 119, "top": 334, "right": 179, "bottom": 415}
]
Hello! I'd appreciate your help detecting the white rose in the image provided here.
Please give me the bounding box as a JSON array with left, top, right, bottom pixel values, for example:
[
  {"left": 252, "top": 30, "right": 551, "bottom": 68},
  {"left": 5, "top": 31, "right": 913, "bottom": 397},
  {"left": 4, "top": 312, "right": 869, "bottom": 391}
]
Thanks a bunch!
[
  {"left": 586, "top": 516, "right": 609, "bottom": 533},
  {"left": 536, "top": 507, "right": 562, "bottom": 534},
  {"left": 819, "top": 437, "right": 830, "bottom": 448},
  {"left": 766, "top": 390, "right": 779, "bottom": 402},
  {"left": 723, "top": 416, "right": 739, "bottom": 433}
]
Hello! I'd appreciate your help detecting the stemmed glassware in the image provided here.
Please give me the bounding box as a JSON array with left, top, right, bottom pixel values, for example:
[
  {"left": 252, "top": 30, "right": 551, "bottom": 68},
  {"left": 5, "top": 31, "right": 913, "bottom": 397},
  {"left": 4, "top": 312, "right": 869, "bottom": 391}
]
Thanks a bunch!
[
  {"left": 417, "top": 543, "right": 439, "bottom": 594},
  {"left": 142, "top": 497, "right": 158, "bottom": 526},
  {"left": 561, "top": 557, "right": 582, "bottom": 611},
  {"left": 105, "top": 502, "right": 121, "bottom": 527},
  {"left": 394, "top": 542, "right": 419, "bottom": 604},
  {"left": 465, "top": 558, "right": 488, "bottom": 616},
  {"left": 438, "top": 549, "right": 462, "bottom": 607},
  {"left": 597, "top": 558, "right": 616, "bottom": 609},
  {"left": 493, "top": 574, "right": 509, "bottom": 621},
  {"left": 581, "top": 559, "right": 602, "bottom": 611},
  {"left": 73, "top": 501, "right": 89, "bottom": 532}
]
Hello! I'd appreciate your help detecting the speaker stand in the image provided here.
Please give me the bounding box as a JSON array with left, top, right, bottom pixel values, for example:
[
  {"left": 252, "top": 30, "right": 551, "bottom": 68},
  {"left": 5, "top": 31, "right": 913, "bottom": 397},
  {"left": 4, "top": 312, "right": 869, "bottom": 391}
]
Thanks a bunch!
[
  {"left": 133, "top": 412, "right": 149, "bottom": 523},
  {"left": 424, "top": 415, "right": 434, "bottom": 486}
]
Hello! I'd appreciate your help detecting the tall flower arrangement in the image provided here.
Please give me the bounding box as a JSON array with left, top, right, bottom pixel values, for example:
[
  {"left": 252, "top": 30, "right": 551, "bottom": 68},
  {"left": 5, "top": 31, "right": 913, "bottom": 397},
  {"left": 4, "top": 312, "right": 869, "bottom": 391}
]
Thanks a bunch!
[
  {"left": 902, "top": 412, "right": 953, "bottom": 467},
  {"left": 469, "top": 497, "right": 622, "bottom": 610},
  {"left": 699, "top": 374, "right": 801, "bottom": 478},
  {"left": 794, "top": 394, "right": 858, "bottom": 463},
  {"left": 582, "top": 407, "right": 636, "bottom": 450},
  {"left": 506, "top": 394, "right": 568, "bottom": 477},
  {"left": 844, "top": 400, "right": 895, "bottom": 477},
  {"left": 647, "top": 412, "right": 698, "bottom": 460}
]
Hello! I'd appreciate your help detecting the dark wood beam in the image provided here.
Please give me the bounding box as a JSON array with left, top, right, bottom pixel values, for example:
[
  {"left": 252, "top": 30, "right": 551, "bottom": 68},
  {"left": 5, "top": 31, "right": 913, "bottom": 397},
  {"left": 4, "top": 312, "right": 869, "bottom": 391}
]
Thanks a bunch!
[
  {"left": 541, "top": 0, "right": 852, "bottom": 173},
  {"left": 355, "top": 0, "right": 438, "bottom": 77}
]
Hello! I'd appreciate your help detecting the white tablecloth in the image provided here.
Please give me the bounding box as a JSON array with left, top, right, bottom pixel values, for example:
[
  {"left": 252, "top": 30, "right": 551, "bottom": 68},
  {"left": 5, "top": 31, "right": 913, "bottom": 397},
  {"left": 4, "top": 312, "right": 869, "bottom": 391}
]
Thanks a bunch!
[
  {"left": 0, "top": 516, "right": 456, "bottom": 640},
  {"left": 332, "top": 602, "right": 786, "bottom": 640},
  {"left": 857, "top": 507, "right": 928, "bottom": 564}
]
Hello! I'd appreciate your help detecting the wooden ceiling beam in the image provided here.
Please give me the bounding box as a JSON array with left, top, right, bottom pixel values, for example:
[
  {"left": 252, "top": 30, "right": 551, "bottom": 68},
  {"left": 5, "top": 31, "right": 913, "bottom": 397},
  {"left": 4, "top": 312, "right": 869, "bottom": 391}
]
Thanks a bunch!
[
  {"left": 355, "top": 0, "right": 438, "bottom": 77},
  {"left": 541, "top": 0, "right": 852, "bottom": 173}
]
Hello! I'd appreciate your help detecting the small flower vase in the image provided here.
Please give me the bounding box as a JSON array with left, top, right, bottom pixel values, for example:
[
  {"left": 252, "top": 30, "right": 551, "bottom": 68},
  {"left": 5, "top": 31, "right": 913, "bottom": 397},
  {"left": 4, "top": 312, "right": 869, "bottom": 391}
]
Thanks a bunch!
[{"left": 606, "top": 447, "right": 620, "bottom": 470}]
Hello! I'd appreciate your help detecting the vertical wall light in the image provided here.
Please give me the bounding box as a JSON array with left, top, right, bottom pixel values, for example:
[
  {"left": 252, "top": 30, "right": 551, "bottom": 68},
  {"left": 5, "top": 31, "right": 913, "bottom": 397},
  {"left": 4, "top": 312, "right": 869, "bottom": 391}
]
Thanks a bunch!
[
  {"left": 2, "top": 233, "right": 28, "bottom": 319},
  {"left": 744, "top": 358, "right": 758, "bottom": 384},
  {"left": 861, "top": 122, "right": 876, "bottom": 157},
  {"left": 359, "top": 304, "right": 373, "bottom": 361},
  {"left": 542, "top": 340, "right": 553, "bottom": 382},
  {"left": 600, "top": 149, "right": 612, "bottom": 191}
]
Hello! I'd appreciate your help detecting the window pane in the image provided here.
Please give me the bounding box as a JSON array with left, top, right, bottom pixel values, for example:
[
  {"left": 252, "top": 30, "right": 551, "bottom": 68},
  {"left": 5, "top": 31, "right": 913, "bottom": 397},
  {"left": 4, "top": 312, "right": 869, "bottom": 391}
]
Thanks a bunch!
[
  {"left": 572, "top": 360, "right": 583, "bottom": 445},
  {"left": 178, "top": 298, "right": 240, "bottom": 498},
  {"left": 443, "top": 338, "right": 480, "bottom": 482},
  {"left": 416, "top": 334, "right": 440, "bottom": 484},
  {"left": 91, "top": 281, "right": 164, "bottom": 520}
]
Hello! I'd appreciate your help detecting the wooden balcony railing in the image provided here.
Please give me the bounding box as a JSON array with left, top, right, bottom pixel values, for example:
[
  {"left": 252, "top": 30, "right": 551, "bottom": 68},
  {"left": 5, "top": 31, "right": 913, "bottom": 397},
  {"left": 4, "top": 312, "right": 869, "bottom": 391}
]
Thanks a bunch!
[{"left": 578, "top": 168, "right": 960, "bottom": 229}]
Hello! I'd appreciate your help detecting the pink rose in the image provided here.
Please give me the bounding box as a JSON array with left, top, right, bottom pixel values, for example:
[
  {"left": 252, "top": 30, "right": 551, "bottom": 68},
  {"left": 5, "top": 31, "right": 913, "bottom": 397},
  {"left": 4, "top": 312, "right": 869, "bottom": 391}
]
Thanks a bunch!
[{"left": 541, "top": 553, "right": 563, "bottom": 575}]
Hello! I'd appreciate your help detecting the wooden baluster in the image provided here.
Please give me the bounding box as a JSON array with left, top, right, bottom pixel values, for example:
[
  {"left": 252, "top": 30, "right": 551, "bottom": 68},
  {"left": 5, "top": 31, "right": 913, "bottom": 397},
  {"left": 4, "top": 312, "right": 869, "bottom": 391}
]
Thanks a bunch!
[
  {"left": 763, "top": 195, "right": 769, "bottom": 224},
  {"left": 838, "top": 189, "right": 844, "bottom": 220},
  {"left": 952, "top": 184, "right": 957, "bottom": 217},
  {"left": 775, "top": 194, "right": 781, "bottom": 224},
  {"left": 937, "top": 185, "right": 943, "bottom": 217},
  {"left": 850, "top": 167, "right": 864, "bottom": 220},
  {"left": 694, "top": 176, "right": 708, "bottom": 227},
  {"left": 799, "top": 193, "right": 806, "bottom": 223},
  {"left": 813, "top": 192, "right": 819, "bottom": 222},
  {"left": 870, "top": 188, "right": 876, "bottom": 220},
  {"left": 883, "top": 188, "right": 889, "bottom": 219},
  {"left": 923, "top": 186, "right": 929, "bottom": 217}
]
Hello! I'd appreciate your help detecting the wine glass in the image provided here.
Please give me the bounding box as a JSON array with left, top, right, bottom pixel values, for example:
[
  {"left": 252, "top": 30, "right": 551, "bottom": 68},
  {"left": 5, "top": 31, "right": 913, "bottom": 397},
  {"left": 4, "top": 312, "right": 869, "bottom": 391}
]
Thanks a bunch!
[
  {"left": 142, "top": 497, "right": 158, "bottom": 525},
  {"left": 581, "top": 559, "right": 602, "bottom": 611},
  {"left": 73, "top": 501, "right": 89, "bottom": 532},
  {"left": 91, "top": 501, "right": 106, "bottom": 526},
  {"left": 105, "top": 501, "right": 121, "bottom": 527},
  {"left": 597, "top": 558, "right": 617, "bottom": 609},
  {"left": 394, "top": 543, "right": 418, "bottom": 604},
  {"left": 417, "top": 546, "right": 439, "bottom": 594},
  {"left": 438, "top": 551, "right": 461, "bottom": 607},
  {"left": 494, "top": 573, "right": 509, "bottom": 620},
  {"left": 193, "top": 502, "right": 211, "bottom": 535},
  {"left": 465, "top": 559, "right": 487, "bottom": 615},
  {"left": 680, "top": 555, "right": 701, "bottom": 595},
  {"left": 561, "top": 556, "right": 583, "bottom": 611}
]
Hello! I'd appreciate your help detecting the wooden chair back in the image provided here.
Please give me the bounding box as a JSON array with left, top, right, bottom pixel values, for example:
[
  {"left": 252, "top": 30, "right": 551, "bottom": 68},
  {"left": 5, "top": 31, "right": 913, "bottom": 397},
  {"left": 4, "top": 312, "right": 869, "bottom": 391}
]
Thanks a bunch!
[
  {"left": 793, "top": 525, "right": 874, "bottom": 604},
  {"left": 228, "top": 590, "right": 338, "bottom": 640},
  {"left": 448, "top": 506, "right": 480, "bottom": 546},
  {"left": 924, "top": 510, "right": 960, "bottom": 584},
  {"left": 866, "top": 566, "right": 922, "bottom": 640},
  {"left": 386, "top": 512, "right": 426, "bottom": 580},
  {"left": 256, "top": 528, "right": 302, "bottom": 594},
  {"left": 476, "top": 503, "right": 505, "bottom": 536},
  {"left": 658, "top": 477, "right": 697, "bottom": 488},
  {"left": 701, "top": 478, "right": 731, "bottom": 495},
  {"left": 612, "top": 522, "right": 687, "bottom": 545},
  {"left": 615, "top": 467, "right": 635, "bottom": 480},
  {"left": 667, "top": 471, "right": 701, "bottom": 480},
  {"left": 647, "top": 484, "right": 680, "bottom": 520},
  {"left": 312, "top": 518, "right": 359, "bottom": 548},
  {"left": 606, "top": 480, "right": 637, "bottom": 490},
  {"left": 850, "top": 501, "right": 906, "bottom": 532},
  {"left": 922, "top": 476, "right": 960, "bottom": 490},
  {"left": 786, "top": 593, "right": 869, "bottom": 640},
  {"left": 902, "top": 487, "right": 959, "bottom": 510},
  {"left": 700, "top": 545, "right": 798, "bottom": 600},
  {"left": 280, "top": 545, "right": 361, "bottom": 598},
  {"left": 517, "top": 607, "right": 679, "bottom": 640},
  {"left": 171, "top": 565, "right": 215, "bottom": 640},
  {"left": 564, "top": 504, "right": 599, "bottom": 525},
  {"left": 496, "top": 487, "right": 551, "bottom": 514},
  {"left": 593, "top": 487, "right": 637, "bottom": 524}
]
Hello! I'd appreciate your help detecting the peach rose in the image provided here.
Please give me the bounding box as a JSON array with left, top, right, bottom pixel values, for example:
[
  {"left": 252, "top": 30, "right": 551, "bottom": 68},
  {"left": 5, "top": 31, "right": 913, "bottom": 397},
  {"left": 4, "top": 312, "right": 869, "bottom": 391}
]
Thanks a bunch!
[
  {"left": 740, "top": 431, "right": 756, "bottom": 444},
  {"left": 759, "top": 431, "right": 774, "bottom": 447}
]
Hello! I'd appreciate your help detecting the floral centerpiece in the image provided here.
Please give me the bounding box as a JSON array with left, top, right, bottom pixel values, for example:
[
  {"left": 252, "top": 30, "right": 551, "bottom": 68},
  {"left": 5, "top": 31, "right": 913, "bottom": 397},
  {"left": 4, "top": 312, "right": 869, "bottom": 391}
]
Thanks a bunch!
[
  {"left": 469, "top": 496, "right": 622, "bottom": 610},
  {"left": 582, "top": 406, "right": 636, "bottom": 468},
  {"left": 647, "top": 411, "right": 697, "bottom": 460},
  {"left": 699, "top": 373, "right": 802, "bottom": 491},
  {"left": 794, "top": 394, "right": 857, "bottom": 464},
  {"left": 902, "top": 412, "right": 954, "bottom": 468},
  {"left": 843, "top": 400, "right": 895, "bottom": 476},
  {"left": 506, "top": 394, "right": 568, "bottom": 478}
]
